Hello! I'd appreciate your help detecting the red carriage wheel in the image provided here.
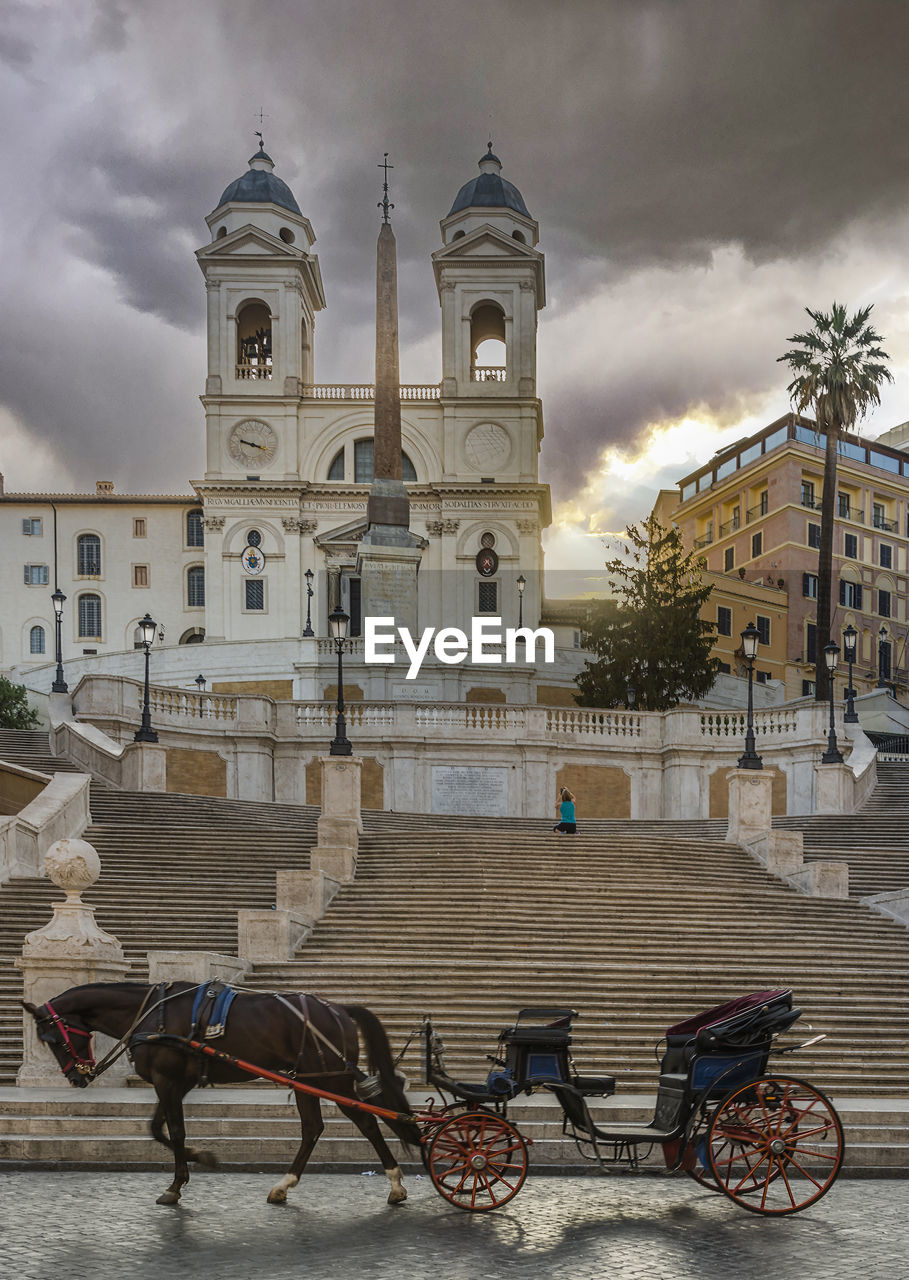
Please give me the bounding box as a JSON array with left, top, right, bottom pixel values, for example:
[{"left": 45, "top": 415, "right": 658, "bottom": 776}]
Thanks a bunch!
[
  {"left": 706, "top": 1075, "right": 844, "bottom": 1215},
  {"left": 426, "top": 1111, "right": 529, "bottom": 1211}
]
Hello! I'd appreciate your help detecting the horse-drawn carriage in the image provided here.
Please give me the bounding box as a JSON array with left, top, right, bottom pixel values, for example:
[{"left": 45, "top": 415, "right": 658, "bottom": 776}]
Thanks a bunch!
[{"left": 25, "top": 983, "right": 843, "bottom": 1217}]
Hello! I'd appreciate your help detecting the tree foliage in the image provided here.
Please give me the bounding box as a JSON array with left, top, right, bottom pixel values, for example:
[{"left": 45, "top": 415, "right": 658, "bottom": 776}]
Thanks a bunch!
[
  {"left": 777, "top": 303, "right": 892, "bottom": 699},
  {"left": 574, "top": 517, "right": 719, "bottom": 711},
  {"left": 0, "top": 677, "right": 39, "bottom": 729}
]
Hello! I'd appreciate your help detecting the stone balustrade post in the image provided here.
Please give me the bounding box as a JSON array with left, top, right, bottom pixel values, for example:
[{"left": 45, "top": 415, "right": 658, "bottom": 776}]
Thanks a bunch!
[
  {"left": 15, "top": 838, "right": 130, "bottom": 1086},
  {"left": 309, "top": 756, "right": 362, "bottom": 883}
]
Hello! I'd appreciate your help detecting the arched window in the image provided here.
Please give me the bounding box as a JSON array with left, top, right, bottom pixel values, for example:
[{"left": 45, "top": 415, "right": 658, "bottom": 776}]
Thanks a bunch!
[
  {"left": 346, "top": 439, "right": 417, "bottom": 483},
  {"left": 77, "top": 533, "right": 101, "bottom": 576},
  {"left": 470, "top": 302, "right": 506, "bottom": 381},
  {"left": 186, "top": 509, "right": 204, "bottom": 547},
  {"left": 187, "top": 565, "right": 205, "bottom": 608},
  {"left": 78, "top": 594, "right": 102, "bottom": 639},
  {"left": 327, "top": 447, "right": 344, "bottom": 480},
  {"left": 29, "top": 625, "right": 46, "bottom": 655},
  {"left": 179, "top": 627, "right": 206, "bottom": 645},
  {"left": 236, "top": 301, "right": 272, "bottom": 380}
]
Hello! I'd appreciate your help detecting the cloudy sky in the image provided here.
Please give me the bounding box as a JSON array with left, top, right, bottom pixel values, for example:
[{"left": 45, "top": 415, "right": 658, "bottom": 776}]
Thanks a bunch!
[{"left": 3, "top": 0, "right": 909, "bottom": 584}]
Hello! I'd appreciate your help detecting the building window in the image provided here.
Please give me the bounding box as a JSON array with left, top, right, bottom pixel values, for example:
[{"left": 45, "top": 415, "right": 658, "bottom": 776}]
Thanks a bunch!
[
  {"left": 808, "top": 523, "right": 821, "bottom": 549},
  {"left": 133, "top": 518, "right": 147, "bottom": 538},
  {"left": 756, "top": 671, "right": 770, "bottom": 684},
  {"left": 717, "top": 606, "right": 732, "bottom": 636},
  {"left": 245, "top": 579, "right": 265, "bottom": 611},
  {"left": 756, "top": 616, "right": 770, "bottom": 646},
  {"left": 78, "top": 594, "right": 102, "bottom": 639},
  {"left": 806, "top": 622, "right": 817, "bottom": 665},
  {"left": 477, "top": 581, "right": 498, "bottom": 613},
  {"left": 802, "top": 573, "right": 818, "bottom": 599},
  {"left": 572, "top": 629, "right": 584, "bottom": 649},
  {"left": 186, "top": 509, "right": 204, "bottom": 548},
  {"left": 839, "top": 580, "right": 863, "bottom": 609},
  {"left": 133, "top": 564, "right": 149, "bottom": 588},
  {"left": 717, "top": 661, "right": 731, "bottom": 674},
  {"left": 724, "top": 546, "right": 735, "bottom": 572},
  {"left": 23, "top": 564, "right": 49, "bottom": 586},
  {"left": 21, "top": 517, "right": 42, "bottom": 536},
  {"left": 800, "top": 480, "right": 815, "bottom": 507},
  {"left": 759, "top": 491, "right": 768, "bottom": 515},
  {"left": 29, "top": 624, "right": 46, "bottom": 655},
  {"left": 751, "top": 531, "right": 762, "bottom": 558},
  {"left": 355, "top": 439, "right": 375, "bottom": 483},
  {"left": 327, "top": 448, "right": 345, "bottom": 480},
  {"left": 802, "top": 679, "right": 816, "bottom": 697},
  {"left": 879, "top": 589, "right": 892, "bottom": 619},
  {"left": 844, "top": 533, "right": 858, "bottom": 559},
  {"left": 880, "top": 544, "right": 893, "bottom": 569},
  {"left": 77, "top": 533, "right": 101, "bottom": 576},
  {"left": 838, "top": 493, "right": 851, "bottom": 518},
  {"left": 187, "top": 565, "right": 205, "bottom": 608}
]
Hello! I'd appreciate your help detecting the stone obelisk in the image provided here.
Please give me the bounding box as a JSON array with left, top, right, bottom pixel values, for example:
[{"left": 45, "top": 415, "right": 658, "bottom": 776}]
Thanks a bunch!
[{"left": 357, "top": 157, "right": 422, "bottom": 633}]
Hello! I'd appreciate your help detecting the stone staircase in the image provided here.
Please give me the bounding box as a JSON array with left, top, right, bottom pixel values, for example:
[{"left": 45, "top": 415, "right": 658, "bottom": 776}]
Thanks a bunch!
[{"left": 0, "top": 729, "right": 85, "bottom": 776}]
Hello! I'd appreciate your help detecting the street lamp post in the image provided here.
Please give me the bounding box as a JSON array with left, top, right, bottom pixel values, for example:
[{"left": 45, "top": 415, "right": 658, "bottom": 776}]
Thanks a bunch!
[
  {"left": 303, "top": 568, "right": 315, "bottom": 638},
  {"left": 194, "top": 673, "right": 206, "bottom": 718},
  {"left": 737, "top": 621, "right": 762, "bottom": 770},
  {"left": 328, "top": 604, "right": 352, "bottom": 756},
  {"left": 821, "top": 642, "right": 844, "bottom": 763},
  {"left": 877, "top": 624, "right": 890, "bottom": 689},
  {"left": 133, "top": 613, "right": 159, "bottom": 743},
  {"left": 516, "top": 574, "right": 526, "bottom": 629},
  {"left": 842, "top": 625, "right": 859, "bottom": 723},
  {"left": 51, "top": 588, "right": 68, "bottom": 693}
]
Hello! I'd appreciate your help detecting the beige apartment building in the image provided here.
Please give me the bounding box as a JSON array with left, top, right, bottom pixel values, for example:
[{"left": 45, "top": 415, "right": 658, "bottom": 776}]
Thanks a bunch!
[{"left": 660, "top": 414, "right": 909, "bottom": 702}]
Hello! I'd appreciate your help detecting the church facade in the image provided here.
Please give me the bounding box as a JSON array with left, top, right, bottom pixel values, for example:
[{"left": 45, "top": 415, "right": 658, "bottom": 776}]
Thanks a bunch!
[{"left": 2, "top": 144, "right": 585, "bottom": 703}]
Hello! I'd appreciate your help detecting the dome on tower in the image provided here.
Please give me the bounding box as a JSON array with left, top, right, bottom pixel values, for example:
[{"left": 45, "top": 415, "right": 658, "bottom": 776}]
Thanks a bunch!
[
  {"left": 447, "top": 144, "right": 530, "bottom": 218},
  {"left": 216, "top": 146, "right": 301, "bottom": 215}
]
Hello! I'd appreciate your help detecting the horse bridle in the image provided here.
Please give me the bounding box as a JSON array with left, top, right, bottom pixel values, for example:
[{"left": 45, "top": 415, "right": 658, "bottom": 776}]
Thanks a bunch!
[{"left": 34, "top": 1002, "right": 96, "bottom": 1080}]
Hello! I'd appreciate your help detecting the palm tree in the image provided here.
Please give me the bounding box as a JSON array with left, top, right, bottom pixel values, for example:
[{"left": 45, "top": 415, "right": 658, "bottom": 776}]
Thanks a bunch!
[{"left": 778, "top": 303, "right": 892, "bottom": 702}]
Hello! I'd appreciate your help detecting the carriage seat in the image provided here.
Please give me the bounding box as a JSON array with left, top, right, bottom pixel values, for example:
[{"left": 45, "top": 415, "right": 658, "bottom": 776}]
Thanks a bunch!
[{"left": 569, "top": 1074, "right": 615, "bottom": 1097}]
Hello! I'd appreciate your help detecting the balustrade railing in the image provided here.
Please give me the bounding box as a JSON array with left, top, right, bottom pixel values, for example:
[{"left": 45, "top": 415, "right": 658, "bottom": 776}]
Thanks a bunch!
[
  {"left": 302, "top": 383, "right": 440, "bottom": 401},
  {"left": 148, "top": 688, "right": 239, "bottom": 721},
  {"left": 470, "top": 366, "right": 507, "bottom": 382},
  {"left": 235, "top": 363, "right": 272, "bottom": 381},
  {"left": 546, "top": 707, "right": 642, "bottom": 737}
]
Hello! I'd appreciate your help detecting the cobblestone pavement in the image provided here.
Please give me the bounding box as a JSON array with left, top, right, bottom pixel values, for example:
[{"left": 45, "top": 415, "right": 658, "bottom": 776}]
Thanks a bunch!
[{"left": 0, "top": 1172, "right": 906, "bottom": 1280}]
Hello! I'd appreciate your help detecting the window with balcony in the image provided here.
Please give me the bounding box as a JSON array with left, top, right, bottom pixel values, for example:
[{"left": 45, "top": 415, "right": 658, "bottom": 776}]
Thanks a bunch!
[
  {"left": 801, "top": 480, "right": 815, "bottom": 508},
  {"left": 844, "top": 533, "right": 858, "bottom": 559},
  {"left": 879, "top": 589, "right": 892, "bottom": 619},
  {"left": 236, "top": 301, "right": 272, "bottom": 380},
  {"left": 839, "top": 580, "right": 863, "bottom": 609},
  {"left": 77, "top": 534, "right": 101, "bottom": 576},
  {"left": 470, "top": 301, "right": 507, "bottom": 381},
  {"left": 838, "top": 493, "right": 851, "bottom": 518},
  {"left": 717, "top": 606, "right": 732, "bottom": 636}
]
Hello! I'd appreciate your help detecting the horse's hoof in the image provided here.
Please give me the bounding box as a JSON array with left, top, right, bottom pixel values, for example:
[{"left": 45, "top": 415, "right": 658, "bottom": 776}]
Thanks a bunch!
[
  {"left": 387, "top": 1188, "right": 407, "bottom": 1205},
  {"left": 156, "top": 1191, "right": 181, "bottom": 1206},
  {"left": 266, "top": 1189, "right": 287, "bottom": 1205}
]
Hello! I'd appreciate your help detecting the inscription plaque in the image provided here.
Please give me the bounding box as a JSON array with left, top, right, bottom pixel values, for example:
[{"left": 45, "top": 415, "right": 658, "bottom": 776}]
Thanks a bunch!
[{"left": 431, "top": 765, "right": 509, "bottom": 817}]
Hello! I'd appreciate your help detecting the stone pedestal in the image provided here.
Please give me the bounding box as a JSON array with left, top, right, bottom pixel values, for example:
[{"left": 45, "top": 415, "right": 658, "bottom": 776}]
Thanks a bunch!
[
  {"left": 814, "top": 762, "right": 854, "bottom": 814},
  {"left": 237, "top": 909, "right": 310, "bottom": 963},
  {"left": 356, "top": 535, "right": 422, "bottom": 636},
  {"left": 725, "top": 768, "right": 775, "bottom": 846},
  {"left": 16, "top": 838, "right": 130, "bottom": 1086},
  {"left": 310, "top": 758, "right": 362, "bottom": 882}
]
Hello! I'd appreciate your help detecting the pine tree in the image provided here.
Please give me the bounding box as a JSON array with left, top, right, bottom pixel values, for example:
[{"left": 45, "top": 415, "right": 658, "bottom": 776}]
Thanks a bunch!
[{"left": 575, "top": 517, "right": 719, "bottom": 711}]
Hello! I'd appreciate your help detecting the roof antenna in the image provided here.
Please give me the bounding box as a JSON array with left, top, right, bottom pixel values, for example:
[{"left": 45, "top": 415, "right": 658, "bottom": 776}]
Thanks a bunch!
[{"left": 378, "top": 152, "right": 394, "bottom": 224}]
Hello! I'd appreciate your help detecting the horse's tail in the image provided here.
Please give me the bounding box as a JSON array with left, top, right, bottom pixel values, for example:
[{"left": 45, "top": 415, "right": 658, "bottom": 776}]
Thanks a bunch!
[{"left": 342, "top": 1004, "right": 421, "bottom": 1152}]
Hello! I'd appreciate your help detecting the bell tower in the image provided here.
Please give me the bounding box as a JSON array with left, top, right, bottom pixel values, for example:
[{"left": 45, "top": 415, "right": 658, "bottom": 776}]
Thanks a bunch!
[
  {"left": 195, "top": 142, "right": 326, "bottom": 482},
  {"left": 433, "top": 145, "right": 545, "bottom": 400}
]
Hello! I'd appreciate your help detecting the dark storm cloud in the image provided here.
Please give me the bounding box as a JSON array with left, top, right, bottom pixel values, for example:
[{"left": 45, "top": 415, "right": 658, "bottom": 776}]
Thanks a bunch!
[{"left": 4, "top": 0, "right": 909, "bottom": 502}]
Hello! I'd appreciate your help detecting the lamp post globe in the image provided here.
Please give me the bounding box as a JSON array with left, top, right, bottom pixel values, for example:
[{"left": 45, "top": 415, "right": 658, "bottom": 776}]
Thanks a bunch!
[
  {"left": 328, "top": 604, "right": 352, "bottom": 756},
  {"left": 821, "top": 642, "right": 844, "bottom": 764},
  {"left": 625, "top": 682, "right": 636, "bottom": 711},
  {"left": 842, "top": 624, "right": 859, "bottom": 723},
  {"left": 134, "top": 613, "right": 159, "bottom": 743},
  {"left": 737, "top": 621, "right": 762, "bottom": 770},
  {"left": 50, "top": 588, "right": 68, "bottom": 693}
]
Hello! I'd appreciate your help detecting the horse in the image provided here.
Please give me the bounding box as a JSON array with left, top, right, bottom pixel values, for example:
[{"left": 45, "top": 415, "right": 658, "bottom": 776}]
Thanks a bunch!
[{"left": 23, "top": 982, "right": 421, "bottom": 1207}]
